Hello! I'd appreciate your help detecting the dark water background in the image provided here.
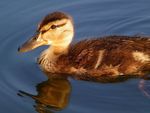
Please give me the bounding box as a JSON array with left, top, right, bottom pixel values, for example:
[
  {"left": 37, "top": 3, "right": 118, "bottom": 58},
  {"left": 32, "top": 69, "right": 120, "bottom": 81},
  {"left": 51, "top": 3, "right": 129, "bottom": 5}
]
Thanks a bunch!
[{"left": 0, "top": 0, "right": 150, "bottom": 113}]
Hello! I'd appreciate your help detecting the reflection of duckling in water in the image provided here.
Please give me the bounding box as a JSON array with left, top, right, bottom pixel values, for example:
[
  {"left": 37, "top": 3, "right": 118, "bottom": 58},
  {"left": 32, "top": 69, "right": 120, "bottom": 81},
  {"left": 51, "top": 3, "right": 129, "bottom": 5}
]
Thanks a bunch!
[
  {"left": 18, "top": 77, "right": 71, "bottom": 113},
  {"left": 18, "top": 11, "right": 150, "bottom": 81}
]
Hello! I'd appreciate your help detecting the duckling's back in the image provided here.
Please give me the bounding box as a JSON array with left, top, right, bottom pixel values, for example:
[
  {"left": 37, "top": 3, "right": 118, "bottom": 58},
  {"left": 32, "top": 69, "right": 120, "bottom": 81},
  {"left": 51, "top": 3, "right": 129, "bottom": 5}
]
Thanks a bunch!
[{"left": 68, "top": 36, "right": 150, "bottom": 79}]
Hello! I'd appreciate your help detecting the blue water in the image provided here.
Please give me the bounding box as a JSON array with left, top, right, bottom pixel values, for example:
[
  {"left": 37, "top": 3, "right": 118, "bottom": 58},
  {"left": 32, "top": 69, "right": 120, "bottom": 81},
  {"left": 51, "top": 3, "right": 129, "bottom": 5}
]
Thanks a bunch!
[{"left": 0, "top": 0, "right": 150, "bottom": 113}]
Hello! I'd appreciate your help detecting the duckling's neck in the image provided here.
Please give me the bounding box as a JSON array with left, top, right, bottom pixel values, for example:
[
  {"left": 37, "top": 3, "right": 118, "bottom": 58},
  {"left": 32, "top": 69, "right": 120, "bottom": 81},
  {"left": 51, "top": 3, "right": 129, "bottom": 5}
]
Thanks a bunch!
[
  {"left": 51, "top": 45, "right": 69, "bottom": 55},
  {"left": 38, "top": 43, "right": 70, "bottom": 72},
  {"left": 39, "top": 44, "right": 69, "bottom": 62}
]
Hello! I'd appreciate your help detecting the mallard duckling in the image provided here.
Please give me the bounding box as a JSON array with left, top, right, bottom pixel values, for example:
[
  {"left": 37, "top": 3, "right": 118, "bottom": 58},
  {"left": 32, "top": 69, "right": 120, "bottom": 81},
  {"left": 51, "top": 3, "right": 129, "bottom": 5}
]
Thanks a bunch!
[{"left": 18, "top": 11, "right": 150, "bottom": 81}]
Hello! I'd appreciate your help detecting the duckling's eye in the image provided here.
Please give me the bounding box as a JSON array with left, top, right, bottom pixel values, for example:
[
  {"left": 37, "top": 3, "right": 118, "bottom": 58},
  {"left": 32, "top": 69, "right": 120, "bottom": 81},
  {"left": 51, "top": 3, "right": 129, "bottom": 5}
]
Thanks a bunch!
[{"left": 51, "top": 25, "right": 57, "bottom": 29}]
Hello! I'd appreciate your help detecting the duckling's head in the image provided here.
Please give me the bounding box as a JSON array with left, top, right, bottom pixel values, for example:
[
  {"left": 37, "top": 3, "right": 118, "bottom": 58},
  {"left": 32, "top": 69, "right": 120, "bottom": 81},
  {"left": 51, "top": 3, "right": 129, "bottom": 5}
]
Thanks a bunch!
[{"left": 18, "top": 12, "right": 74, "bottom": 52}]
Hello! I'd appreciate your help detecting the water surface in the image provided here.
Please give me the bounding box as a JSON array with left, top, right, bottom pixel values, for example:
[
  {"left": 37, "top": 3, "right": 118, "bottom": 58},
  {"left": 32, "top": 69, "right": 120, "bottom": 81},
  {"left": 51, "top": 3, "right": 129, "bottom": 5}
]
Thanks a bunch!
[{"left": 0, "top": 0, "right": 150, "bottom": 113}]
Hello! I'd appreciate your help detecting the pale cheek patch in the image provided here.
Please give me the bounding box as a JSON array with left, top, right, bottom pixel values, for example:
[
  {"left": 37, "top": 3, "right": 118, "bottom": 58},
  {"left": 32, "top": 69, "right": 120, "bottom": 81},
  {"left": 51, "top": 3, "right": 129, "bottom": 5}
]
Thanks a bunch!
[{"left": 133, "top": 51, "right": 150, "bottom": 63}]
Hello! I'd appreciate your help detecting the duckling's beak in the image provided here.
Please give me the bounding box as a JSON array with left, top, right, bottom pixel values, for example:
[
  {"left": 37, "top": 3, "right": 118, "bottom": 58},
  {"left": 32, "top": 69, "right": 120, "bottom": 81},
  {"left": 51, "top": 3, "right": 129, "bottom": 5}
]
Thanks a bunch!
[{"left": 18, "top": 33, "right": 47, "bottom": 53}]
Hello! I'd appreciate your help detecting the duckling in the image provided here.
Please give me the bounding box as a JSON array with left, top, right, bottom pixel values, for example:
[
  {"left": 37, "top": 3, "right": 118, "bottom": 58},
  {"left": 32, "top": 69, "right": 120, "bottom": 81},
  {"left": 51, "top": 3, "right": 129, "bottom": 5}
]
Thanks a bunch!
[{"left": 18, "top": 11, "right": 150, "bottom": 81}]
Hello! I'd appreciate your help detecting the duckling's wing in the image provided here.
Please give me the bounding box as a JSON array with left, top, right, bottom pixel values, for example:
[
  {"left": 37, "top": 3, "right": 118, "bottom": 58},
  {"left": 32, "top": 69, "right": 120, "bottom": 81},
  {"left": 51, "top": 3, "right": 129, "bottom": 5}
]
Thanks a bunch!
[
  {"left": 69, "top": 36, "right": 150, "bottom": 71},
  {"left": 69, "top": 39, "right": 103, "bottom": 69}
]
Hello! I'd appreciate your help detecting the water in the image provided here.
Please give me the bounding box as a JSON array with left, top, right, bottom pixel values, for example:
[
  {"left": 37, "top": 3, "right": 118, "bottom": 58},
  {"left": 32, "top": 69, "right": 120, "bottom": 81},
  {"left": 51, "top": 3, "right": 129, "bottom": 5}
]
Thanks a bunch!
[{"left": 0, "top": 0, "right": 150, "bottom": 113}]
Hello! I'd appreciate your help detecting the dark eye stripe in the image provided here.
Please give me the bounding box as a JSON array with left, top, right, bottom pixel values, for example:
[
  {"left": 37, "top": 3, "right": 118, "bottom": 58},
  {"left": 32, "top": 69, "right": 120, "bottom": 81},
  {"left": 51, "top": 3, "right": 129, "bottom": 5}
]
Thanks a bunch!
[
  {"left": 40, "top": 28, "right": 50, "bottom": 34},
  {"left": 56, "top": 23, "right": 66, "bottom": 27},
  {"left": 41, "top": 30, "right": 47, "bottom": 34},
  {"left": 51, "top": 23, "right": 66, "bottom": 29},
  {"left": 40, "top": 22, "right": 66, "bottom": 33}
]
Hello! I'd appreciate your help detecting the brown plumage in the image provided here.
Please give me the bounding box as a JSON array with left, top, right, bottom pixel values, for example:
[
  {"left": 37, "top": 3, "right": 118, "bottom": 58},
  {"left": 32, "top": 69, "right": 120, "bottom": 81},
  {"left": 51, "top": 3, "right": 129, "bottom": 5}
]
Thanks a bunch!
[
  {"left": 18, "top": 11, "right": 150, "bottom": 82},
  {"left": 56, "top": 36, "right": 150, "bottom": 82},
  {"left": 69, "top": 36, "right": 150, "bottom": 68}
]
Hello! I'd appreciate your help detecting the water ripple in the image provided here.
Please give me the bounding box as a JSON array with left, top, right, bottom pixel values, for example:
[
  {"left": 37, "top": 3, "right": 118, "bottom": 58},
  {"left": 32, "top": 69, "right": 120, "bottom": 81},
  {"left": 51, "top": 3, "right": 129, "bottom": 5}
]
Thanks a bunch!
[{"left": 0, "top": 0, "right": 150, "bottom": 113}]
